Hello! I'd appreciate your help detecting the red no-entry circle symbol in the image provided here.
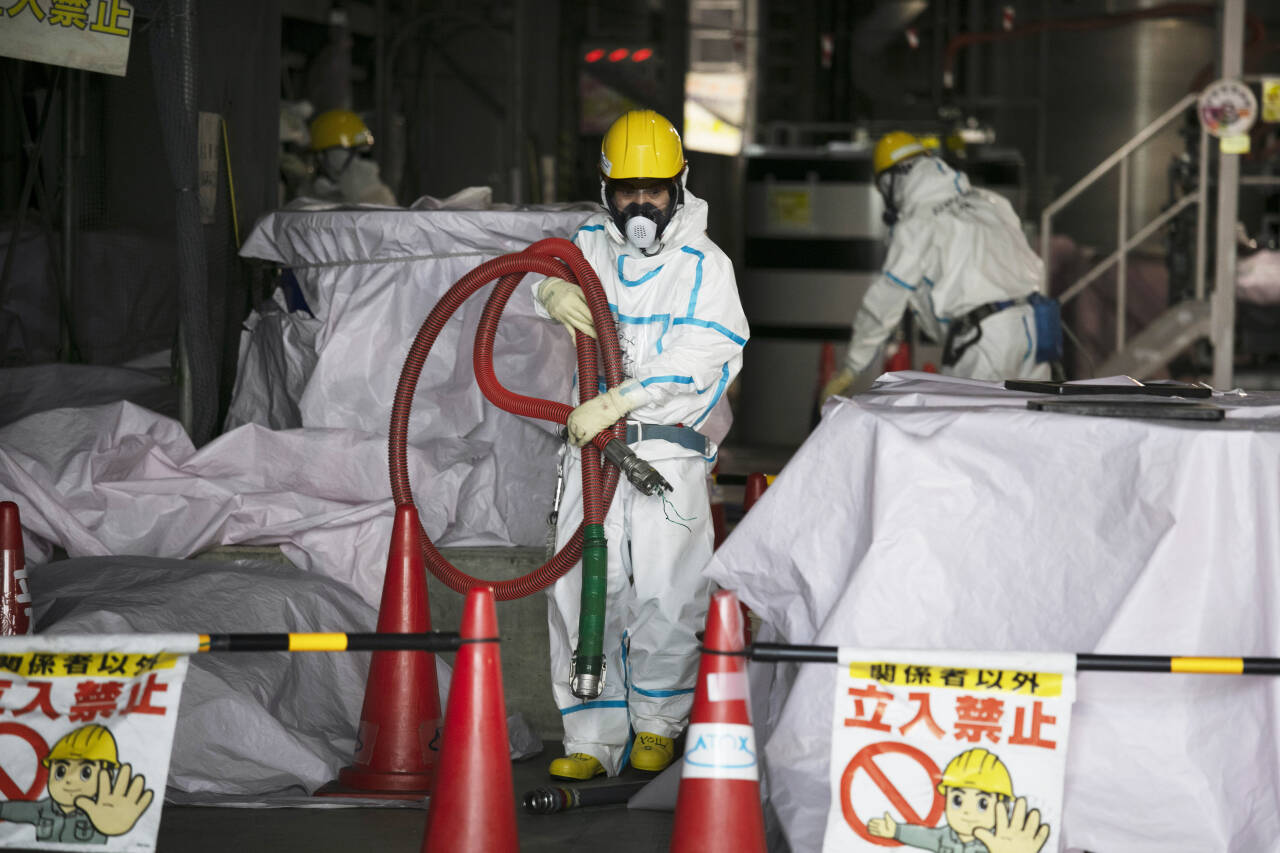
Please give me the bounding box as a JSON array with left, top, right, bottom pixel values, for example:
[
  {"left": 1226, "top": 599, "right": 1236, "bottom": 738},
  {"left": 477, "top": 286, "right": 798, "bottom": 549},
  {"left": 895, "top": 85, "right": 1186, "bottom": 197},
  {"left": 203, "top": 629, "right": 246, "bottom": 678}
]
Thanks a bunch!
[
  {"left": 840, "top": 741, "right": 943, "bottom": 846},
  {"left": 0, "top": 723, "right": 49, "bottom": 803}
]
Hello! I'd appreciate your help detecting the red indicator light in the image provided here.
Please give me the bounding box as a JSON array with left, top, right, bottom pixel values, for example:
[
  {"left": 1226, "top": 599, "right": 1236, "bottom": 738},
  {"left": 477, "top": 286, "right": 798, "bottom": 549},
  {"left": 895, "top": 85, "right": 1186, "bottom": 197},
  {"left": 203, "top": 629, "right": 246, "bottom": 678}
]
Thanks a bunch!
[
  {"left": 608, "top": 48, "right": 629, "bottom": 62},
  {"left": 631, "top": 48, "right": 653, "bottom": 62},
  {"left": 585, "top": 48, "right": 605, "bottom": 63}
]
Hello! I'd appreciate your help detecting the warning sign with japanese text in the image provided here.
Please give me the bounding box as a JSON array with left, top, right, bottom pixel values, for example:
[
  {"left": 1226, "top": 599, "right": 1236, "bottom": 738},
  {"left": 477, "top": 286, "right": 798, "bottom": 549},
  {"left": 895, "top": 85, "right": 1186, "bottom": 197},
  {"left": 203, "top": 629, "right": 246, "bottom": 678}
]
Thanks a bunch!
[
  {"left": 0, "top": 633, "right": 195, "bottom": 851},
  {"left": 823, "top": 648, "right": 1076, "bottom": 853},
  {"left": 0, "top": 0, "right": 134, "bottom": 77}
]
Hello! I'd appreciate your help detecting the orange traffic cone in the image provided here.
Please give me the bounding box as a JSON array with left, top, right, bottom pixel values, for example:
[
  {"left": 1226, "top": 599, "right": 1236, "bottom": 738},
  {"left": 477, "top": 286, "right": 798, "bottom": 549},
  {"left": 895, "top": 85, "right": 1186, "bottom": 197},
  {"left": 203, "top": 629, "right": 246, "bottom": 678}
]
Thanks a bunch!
[
  {"left": 0, "top": 502, "right": 31, "bottom": 635},
  {"left": 671, "top": 590, "right": 767, "bottom": 852},
  {"left": 317, "top": 503, "right": 441, "bottom": 798},
  {"left": 421, "top": 586, "right": 517, "bottom": 852}
]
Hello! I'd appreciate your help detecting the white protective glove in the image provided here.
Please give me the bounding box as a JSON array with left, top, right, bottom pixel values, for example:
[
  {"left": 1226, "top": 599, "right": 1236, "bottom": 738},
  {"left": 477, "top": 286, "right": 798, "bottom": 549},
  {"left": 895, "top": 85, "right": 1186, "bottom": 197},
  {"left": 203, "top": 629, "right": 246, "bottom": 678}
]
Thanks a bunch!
[
  {"left": 538, "top": 277, "right": 597, "bottom": 340},
  {"left": 821, "top": 367, "right": 856, "bottom": 403},
  {"left": 566, "top": 381, "right": 650, "bottom": 447}
]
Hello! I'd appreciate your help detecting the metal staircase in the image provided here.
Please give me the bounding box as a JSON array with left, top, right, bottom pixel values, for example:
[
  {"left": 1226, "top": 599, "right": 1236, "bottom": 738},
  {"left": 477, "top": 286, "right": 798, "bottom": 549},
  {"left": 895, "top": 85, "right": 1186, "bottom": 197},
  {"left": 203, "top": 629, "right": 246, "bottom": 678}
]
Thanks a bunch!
[{"left": 1039, "top": 92, "right": 1212, "bottom": 381}]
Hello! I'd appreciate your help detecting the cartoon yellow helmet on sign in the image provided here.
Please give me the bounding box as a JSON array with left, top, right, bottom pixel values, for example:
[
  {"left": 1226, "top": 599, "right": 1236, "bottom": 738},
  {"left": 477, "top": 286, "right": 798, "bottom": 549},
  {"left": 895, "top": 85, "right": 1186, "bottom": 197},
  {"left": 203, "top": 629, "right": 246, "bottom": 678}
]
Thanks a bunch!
[
  {"left": 42, "top": 724, "right": 119, "bottom": 768},
  {"left": 937, "top": 747, "right": 1013, "bottom": 798}
]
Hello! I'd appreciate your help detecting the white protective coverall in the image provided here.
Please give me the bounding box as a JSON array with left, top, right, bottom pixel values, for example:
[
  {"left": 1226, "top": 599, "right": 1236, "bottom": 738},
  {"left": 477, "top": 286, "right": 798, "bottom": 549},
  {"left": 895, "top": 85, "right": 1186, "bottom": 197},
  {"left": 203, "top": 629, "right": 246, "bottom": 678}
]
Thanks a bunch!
[
  {"left": 845, "top": 157, "right": 1051, "bottom": 381},
  {"left": 534, "top": 188, "right": 749, "bottom": 775}
]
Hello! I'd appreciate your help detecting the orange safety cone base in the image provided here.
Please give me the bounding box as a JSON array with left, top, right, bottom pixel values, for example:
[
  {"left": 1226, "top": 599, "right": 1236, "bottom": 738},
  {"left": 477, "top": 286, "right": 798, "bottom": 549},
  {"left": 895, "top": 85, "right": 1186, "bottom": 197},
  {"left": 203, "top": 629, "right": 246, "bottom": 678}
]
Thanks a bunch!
[
  {"left": 316, "top": 504, "right": 441, "bottom": 798},
  {"left": 421, "top": 586, "right": 517, "bottom": 852}
]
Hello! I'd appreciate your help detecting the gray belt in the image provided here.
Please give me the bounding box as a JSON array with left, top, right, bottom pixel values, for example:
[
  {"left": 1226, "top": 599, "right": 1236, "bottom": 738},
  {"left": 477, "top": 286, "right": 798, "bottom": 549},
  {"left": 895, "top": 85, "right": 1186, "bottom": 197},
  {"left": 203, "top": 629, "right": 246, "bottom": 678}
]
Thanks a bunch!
[{"left": 625, "top": 422, "right": 709, "bottom": 455}]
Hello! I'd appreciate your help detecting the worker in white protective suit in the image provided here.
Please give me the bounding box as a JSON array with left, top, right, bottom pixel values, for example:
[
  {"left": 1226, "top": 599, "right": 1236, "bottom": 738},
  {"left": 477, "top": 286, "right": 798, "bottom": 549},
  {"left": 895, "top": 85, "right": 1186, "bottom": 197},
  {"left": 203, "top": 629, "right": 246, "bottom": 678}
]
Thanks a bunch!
[
  {"left": 822, "top": 131, "right": 1060, "bottom": 400},
  {"left": 304, "top": 109, "right": 397, "bottom": 206},
  {"left": 532, "top": 109, "right": 749, "bottom": 781}
]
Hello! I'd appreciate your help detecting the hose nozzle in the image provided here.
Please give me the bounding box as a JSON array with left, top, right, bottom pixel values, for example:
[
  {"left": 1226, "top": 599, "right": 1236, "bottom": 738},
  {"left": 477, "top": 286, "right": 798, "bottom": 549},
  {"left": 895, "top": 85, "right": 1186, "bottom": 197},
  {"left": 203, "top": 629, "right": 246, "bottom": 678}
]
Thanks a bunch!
[
  {"left": 603, "top": 439, "right": 672, "bottom": 496},
  {"left": 570, "top": 653, "right": 605, "bottom": 699}
]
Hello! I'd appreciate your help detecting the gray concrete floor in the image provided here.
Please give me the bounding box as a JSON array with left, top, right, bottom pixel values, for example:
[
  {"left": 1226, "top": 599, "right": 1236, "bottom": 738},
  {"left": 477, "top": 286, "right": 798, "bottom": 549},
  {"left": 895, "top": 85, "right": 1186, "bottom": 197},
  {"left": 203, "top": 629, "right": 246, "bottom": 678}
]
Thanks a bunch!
[{"left": 150, "top": 745, "right": 673, "bottom": 853}]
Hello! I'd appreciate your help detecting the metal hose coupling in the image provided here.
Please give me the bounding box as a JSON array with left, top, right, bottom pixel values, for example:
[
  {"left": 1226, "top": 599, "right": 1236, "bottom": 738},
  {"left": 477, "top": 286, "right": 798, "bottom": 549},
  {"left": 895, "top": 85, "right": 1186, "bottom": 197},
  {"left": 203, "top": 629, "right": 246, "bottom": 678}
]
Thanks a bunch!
[{"left": 602, "top": 439, "right": 672, "bottom": 496}]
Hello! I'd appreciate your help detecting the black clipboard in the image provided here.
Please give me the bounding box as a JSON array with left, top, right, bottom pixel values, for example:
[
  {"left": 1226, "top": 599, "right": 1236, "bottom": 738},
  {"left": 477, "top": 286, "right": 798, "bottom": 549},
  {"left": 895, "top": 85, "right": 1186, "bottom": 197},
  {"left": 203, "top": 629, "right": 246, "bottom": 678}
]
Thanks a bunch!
[
  {"left": 1005, "top": 379, "right": 1213, "bottom": 398},
  {"left": 1026, "top": 398, "right": 1225, "bottom": 421}
]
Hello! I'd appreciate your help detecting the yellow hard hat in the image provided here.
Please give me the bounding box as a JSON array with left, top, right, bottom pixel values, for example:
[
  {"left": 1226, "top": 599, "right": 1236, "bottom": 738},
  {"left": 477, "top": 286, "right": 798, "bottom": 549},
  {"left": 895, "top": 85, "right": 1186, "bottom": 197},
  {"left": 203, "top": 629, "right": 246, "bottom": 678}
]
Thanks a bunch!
[
  {"left": 600, "top": 110, "right": 685, "bottom": 180},
  {"left": 873, "top": 131, "right": 927, "bottom": 175},
  {"left": 309, "top": 109, "right": 373, "bottom": 151},
  {"left": 937, "top": 748, "right": 1013, "bottom": 798},
  {"left": 43, "top": 724, "right": 119, "bottom": 768}
]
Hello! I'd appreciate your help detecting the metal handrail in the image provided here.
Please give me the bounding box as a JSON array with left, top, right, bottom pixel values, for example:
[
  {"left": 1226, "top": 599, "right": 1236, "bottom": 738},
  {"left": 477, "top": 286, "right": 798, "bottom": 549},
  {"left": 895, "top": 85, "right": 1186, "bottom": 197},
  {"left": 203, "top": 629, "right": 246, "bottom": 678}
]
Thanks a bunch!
[{"left": 1040, "top": 92, "right": 1208, "bottom": 355}]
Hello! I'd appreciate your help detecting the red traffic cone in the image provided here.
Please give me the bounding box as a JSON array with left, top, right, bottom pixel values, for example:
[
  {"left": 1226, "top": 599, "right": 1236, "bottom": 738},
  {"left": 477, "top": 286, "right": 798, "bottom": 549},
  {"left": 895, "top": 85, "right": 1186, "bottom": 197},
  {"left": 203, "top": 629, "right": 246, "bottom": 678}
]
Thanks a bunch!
[
  {"left": 0, "top": 502, "right": 31, "bottom": 636},
  {"left": 671, "top": 590, "right": 767, "bottom": 852},
  {"left": 885, "top": 336, "right": 912, "bottom": 372},
  {"left": 710, "top": 464, "right": 728, "bottom": 549},
  {"left": 738, "top": 474, "right": 771, "bottom": 645},
  {"left": 743, "top": 473, "right": 769, "bottom": 514},
  {"left": 815, "top": 342, "right": 836, "bottom": 399},
  {"left": 317, "top": 503, "right": 441, "bottom": 798},
  {"left": 421, "top": 586, "right": 516, "bottom": 852}
]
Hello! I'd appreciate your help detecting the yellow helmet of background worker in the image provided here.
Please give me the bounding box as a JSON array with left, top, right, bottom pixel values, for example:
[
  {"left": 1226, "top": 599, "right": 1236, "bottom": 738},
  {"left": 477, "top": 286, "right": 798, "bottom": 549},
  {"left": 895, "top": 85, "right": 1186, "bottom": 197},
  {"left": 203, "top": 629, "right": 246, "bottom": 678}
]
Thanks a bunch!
[
  {"left": 600, "top": 110, "right": 685, "bottom": 180},
  {"left": 42, "top": 724, "right": 119, "bottom": 768},
  {"left": 309, "top": 109, "right": 373, "bottom": 151},
  {"left": 937, "top": 748, "right": 1013, "bottom": 798},
  {"left": 873, "top": 130, "right": 928, "bottom": 175}
]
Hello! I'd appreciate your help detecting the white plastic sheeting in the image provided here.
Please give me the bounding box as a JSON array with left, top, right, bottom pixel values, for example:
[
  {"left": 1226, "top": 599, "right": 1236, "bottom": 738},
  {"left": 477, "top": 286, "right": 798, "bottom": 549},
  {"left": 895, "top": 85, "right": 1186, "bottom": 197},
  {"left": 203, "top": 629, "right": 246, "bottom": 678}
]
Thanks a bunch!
[
  {"left": 30, "top": 555, "right": 544, "bottom": 800},
  {"left": 0, "top": 352, "right": 178, "bottom": 429},
  {"left": 705, "top": 372, "right": 1280, "bottom": 853},
  {"left": 0, "top": 401, "right": 528, "bottom": 606},
  {"left": 0, "top": 207, "right": 595, "bottom": 596},
  {"left": 229, "top": 206, "right": 595, "bottom": 550},
  {"left": 30, "top": 555, "right": 419, "bottom": 796}
]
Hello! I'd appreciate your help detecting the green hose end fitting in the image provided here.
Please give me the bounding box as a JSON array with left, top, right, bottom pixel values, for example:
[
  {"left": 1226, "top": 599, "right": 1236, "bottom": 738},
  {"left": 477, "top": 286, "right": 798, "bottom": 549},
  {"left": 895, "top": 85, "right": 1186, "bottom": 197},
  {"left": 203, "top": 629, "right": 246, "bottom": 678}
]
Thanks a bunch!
[{"left": 572, "top": 522, "right": 608, "bottom": 699}]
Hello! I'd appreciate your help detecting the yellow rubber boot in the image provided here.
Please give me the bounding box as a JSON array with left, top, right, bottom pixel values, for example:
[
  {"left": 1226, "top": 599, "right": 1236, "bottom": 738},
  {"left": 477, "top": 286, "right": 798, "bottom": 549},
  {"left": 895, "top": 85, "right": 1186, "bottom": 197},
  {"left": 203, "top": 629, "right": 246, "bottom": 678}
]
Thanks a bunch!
[
  {"left": 548, "top": 752, "right": 606, "bottom": 781},
  {"left": 630, "top": 732, "right": 675, "bottom": 772}
]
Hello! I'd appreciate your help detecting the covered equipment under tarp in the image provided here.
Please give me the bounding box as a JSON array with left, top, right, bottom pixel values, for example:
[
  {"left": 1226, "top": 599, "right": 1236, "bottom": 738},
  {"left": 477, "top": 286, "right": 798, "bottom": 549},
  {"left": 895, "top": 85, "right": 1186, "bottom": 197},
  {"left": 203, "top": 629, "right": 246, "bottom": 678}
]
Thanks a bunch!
[
  {"left": 705, "top": 372, "right": 1280, "bottom": 853},
  {"left": 0, "top": 206, "right": 594, "bottom": 602}
]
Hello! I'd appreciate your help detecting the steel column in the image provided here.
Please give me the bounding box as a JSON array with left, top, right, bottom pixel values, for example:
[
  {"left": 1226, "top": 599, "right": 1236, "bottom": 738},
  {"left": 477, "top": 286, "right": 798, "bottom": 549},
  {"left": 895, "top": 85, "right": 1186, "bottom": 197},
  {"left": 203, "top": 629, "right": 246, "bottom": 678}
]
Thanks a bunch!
[{"left": 1211, "top": 0, "right": 1245, "bottom": 389}]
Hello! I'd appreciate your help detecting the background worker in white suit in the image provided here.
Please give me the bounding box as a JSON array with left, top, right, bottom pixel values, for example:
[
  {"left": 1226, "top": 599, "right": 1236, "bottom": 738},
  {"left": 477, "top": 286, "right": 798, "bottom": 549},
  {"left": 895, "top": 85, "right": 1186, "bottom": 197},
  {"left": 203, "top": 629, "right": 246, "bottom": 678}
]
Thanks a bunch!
[{"left": 823, "top": 131, "right": 1059, "bottom": 401}]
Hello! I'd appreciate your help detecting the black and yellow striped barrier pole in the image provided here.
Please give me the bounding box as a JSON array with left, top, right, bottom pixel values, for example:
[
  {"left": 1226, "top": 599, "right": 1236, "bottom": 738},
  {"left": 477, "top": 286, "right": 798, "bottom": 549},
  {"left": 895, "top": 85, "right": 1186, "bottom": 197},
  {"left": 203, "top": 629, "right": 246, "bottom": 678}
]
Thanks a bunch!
[
  {"left": 745, "top": 643, "right": 1280, "bottom": 675},
  {"left": 196, "top": 631, "right": 470, "bottom": 653}
]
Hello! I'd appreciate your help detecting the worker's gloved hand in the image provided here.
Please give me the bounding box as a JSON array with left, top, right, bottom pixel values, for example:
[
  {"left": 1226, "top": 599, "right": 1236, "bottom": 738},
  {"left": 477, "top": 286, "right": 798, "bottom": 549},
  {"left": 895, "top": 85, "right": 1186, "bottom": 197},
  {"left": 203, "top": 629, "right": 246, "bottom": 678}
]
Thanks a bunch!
[
  {"left": 821, "top": 367, "right": 856, "bottom": 403},
  {"left": 538, "top": 277, "right": 597, "bottom": 340},
  {"left": 567, "top": 381, "right": 650, "bottom": 447}
]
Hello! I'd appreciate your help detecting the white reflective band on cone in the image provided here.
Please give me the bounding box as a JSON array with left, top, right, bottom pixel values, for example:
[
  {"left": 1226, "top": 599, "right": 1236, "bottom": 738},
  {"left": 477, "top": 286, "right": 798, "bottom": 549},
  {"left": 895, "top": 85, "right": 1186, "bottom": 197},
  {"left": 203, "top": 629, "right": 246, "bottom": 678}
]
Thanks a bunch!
[
  {"left": 706, "top": 671, "right": 748, "bottom": 703},
  {"left": 681, "top": 723, "right": 758, "bottom": 780}
]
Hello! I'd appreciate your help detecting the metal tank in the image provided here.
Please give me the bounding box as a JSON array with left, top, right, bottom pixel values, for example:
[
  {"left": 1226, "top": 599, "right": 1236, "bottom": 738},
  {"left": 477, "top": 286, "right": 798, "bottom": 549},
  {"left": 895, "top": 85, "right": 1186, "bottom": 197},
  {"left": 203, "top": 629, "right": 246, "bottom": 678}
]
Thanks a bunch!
[{"left": 1034, "top": 4, "right": 1215, "bottom": 250}]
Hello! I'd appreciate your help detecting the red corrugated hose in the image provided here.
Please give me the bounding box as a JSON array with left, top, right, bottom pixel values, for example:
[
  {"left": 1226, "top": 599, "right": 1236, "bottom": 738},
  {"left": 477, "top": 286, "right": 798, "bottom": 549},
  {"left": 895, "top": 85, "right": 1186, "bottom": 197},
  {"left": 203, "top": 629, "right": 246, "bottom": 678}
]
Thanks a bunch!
[{"left": 388, "top": 237, "right": 624, "bottom": 600}]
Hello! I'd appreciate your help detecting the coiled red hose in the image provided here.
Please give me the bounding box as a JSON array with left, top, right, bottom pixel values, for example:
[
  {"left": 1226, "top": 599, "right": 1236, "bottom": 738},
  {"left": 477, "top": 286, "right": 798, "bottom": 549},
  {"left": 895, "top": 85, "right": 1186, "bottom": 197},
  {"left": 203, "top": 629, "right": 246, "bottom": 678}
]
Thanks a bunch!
[{"left": 389, "top": 238, "right": 625, "bottom": 600}]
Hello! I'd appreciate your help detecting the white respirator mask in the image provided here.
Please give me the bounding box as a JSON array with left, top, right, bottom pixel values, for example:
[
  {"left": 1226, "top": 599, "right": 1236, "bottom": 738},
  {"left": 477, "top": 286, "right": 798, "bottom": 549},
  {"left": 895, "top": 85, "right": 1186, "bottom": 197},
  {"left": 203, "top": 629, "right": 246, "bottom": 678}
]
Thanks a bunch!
[{"left": 624, "top": 209, "right": 660, "bottom": 250}]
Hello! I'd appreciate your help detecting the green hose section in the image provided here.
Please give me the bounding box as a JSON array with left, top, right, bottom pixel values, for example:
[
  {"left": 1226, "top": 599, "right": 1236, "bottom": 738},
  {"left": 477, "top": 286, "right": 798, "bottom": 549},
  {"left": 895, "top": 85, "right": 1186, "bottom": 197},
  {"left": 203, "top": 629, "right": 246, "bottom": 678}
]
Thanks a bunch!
[{"left": 574, "top": 522, "right": 608, "bottom": 697}]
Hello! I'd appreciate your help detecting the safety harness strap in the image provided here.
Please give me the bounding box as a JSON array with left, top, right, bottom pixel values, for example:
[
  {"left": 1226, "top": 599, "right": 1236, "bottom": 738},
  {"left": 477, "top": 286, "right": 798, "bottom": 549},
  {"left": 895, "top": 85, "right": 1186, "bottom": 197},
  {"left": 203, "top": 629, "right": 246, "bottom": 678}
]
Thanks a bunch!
[
  {"left": 625, "top": 422, "right": 709, "bottom": 455},
  {"left": 941, "top": 297, "right": 1023, "bottom": 367}
]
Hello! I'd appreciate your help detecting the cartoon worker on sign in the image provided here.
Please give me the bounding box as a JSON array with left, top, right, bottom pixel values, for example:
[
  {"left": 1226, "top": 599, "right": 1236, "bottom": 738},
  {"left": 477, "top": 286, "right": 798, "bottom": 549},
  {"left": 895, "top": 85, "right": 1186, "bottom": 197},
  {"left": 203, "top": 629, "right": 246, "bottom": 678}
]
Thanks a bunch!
[
  {"left": 867, "top": 748, "right": 1049, "bottom": 853},
  {"left": 0, "top": 724, "right": 154, "bottom": 845}
]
